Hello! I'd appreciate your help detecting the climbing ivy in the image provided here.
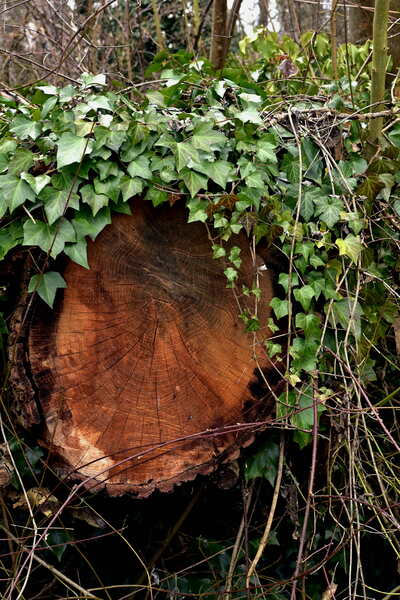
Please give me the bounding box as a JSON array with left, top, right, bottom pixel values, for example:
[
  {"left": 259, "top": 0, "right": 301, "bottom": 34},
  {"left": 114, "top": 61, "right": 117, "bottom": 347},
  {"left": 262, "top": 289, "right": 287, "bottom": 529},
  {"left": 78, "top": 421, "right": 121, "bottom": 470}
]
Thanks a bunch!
[{"left": 0, "top": 32, "right": 399, "bottom": 450}]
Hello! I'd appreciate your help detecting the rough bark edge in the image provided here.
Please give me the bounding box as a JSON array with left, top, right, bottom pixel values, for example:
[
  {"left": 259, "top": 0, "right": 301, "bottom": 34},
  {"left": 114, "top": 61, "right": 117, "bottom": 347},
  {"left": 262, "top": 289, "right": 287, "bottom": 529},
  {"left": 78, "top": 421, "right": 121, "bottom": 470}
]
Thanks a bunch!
[{"left": 7, "top": 252, "right": 41, "bottom": 429}]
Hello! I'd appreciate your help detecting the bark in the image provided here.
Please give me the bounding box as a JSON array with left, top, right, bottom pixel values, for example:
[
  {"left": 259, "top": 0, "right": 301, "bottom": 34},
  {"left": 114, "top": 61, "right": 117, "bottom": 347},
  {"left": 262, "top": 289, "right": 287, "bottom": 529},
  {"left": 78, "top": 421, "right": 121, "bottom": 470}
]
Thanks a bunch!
[
  {"left": 348, "top": 0, "right": 374, "bottom": 43},
  {"left": 10, "top": 200, "right": 278, "bottom": 497},
  {"left": 259, "top": 0, "right": 269, "bottom": 26},
  {"left": 367, "top": 0, "right": 390, "bottom": 150},
  {"left": 210, "top": 0, "right": 228, "bottom": 69}
]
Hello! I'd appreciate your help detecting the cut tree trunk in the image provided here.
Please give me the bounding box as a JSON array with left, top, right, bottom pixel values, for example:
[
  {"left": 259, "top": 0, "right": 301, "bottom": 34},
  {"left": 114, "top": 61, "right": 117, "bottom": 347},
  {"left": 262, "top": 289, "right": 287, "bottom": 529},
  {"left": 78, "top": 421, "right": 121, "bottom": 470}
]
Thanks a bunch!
[{"left": 9, "top": 200, "right": 279, "bottom": 497}]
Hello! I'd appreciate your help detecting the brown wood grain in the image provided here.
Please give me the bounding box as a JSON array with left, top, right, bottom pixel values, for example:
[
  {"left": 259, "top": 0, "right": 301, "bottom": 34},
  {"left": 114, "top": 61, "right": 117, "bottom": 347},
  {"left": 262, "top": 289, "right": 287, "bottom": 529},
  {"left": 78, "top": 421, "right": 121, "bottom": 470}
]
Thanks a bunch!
[{"left": 28, "top": 200, "right": 275, "bottom": 496}]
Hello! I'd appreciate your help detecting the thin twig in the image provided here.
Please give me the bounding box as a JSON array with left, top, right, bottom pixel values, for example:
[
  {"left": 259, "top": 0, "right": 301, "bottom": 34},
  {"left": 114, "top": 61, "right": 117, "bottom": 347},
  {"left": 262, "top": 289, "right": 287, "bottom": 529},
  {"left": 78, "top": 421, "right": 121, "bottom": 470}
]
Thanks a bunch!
[{"left": 246, "top": 433, "right": 285, "bottom": 587}]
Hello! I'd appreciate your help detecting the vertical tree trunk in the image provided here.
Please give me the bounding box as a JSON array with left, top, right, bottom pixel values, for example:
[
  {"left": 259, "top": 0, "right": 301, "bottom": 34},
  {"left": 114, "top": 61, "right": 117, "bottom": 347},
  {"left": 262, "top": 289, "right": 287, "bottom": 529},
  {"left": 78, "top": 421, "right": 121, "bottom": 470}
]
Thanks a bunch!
[
  {"left": 348, "top": 0, "right": 374, "bottom": 43},
  {"left": 367, "top": 0, "right": 390, "bottom": 152},
  {"left": 259, "top": 0, "right": 269, "bottom": 26},
  {"left": 210, "top": 0, "right": 227, "bottom": 69},
  {"left": 151, "top": 0, "right": 165, "bottom": 50}
]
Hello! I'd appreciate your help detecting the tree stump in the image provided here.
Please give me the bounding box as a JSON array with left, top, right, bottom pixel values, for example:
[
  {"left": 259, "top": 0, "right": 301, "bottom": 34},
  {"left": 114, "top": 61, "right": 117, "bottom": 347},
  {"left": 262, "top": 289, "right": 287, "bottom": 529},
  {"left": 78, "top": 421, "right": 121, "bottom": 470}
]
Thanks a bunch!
[{"left": 10, "top": 200, "right": 278, "bottom": 497}]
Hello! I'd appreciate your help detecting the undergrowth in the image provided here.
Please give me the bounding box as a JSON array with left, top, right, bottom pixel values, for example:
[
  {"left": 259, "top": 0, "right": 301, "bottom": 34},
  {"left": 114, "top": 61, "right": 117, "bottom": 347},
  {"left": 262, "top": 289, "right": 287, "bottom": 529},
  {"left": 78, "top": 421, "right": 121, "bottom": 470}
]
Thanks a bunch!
[{"left": 0, "top": 30, "right": 399, "bottom": 599}]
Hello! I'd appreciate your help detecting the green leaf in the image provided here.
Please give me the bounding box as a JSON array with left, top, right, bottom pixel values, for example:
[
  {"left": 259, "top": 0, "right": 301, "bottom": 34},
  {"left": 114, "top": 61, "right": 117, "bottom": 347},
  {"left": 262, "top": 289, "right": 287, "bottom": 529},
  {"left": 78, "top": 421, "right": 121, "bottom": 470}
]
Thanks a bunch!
[
  {"left": 293, "top": 285, "right": 315, "bottom": 311},
  {"left": 335, "top": 234, "right": 363, "bottom": 263},
  {"left": 72, "top": 206, "right": 111, "bottom": 241},
  {"left": 21, "top": 173, "right": 51, "bottom": 194},
  {"left": 81, "top": 184, "right": 109, "bottom": 216},
  {"left": 10, "top": 115, "right": 42, "bottom": 140},
  {"left": 224, "top": 267, "right": 238, "bottom": 282},
  {"left": 388, "top": 123, "right": 400, "bottom": 148},
  {"left": 40, "top": 187, "right": 80, "bottom": 225},
  {"left": 94, "top": 176, "right": 121, "bottom": 203},
  {"left": 0, "top": 175, "right": 35, "bottom": 213},
  {"left": 256, "top": 139, "right": 277, "bottom": 163},
  {"left": 314, "top": 195, "right": 343, "bottom": 228},
  {"left": 270, "top": 297, "right": 290, "bottom": 319},
  {"left": 28, "top": 271, "right": 67, "bottom": 308},
  {"left": 295, "top": 312, "right": 321, "bottom": 340},
  {"left": 195, "top": 160, "right": 234, "bottom": 189},
  {"left": 46, "top": 529, "right": 73, "bottom": 562},
  {"left": 64, "top": 239, "right": 89, "bottom": 269},
  {"left": 278, "top": 272, "right": 299, "bottom": 293},
  {"left": 192, "top": 123, "right": 226, "bottom": 152},
  {"left": 291, "top": 385, "right": 326, "bottom": 448},
  {"left": 233, "top": 107, "right": 262, "bottom": 124},
  {"left": 187, "top": 198, "right": 208, "bottom": 223},
  {"left": 0, "top": 222, "right": 23, "bottom": 260},
  {"left": 212, "top": 244, "right": 226, "bottom": 259},
  {"left": 264, "top": 341, "right": 282, "bottom": 359},
  {"left": 229, "top": 246, "right": 241, "bottom": 268},
  {"left": 127, "top": 155, "right": 152, "bottom": 179},
  {"left": 23, "top": 218, "right": 76, "bottom": 258},
  {"left": 57, "top": 133, "right": 92, "bottom": 168},
  {"left": 329, "top": 297, "right": 363, "bottom": 339},
  {"left": 182, "top": 169, "right": 208, "bottom": 197},
  {"left": 41, "top": 96, "right": 58, "bottom": 118},
  {"left": 120, "top": 176, "right": 143, "bottom": 201},
  {"left": 145, "top": 187, "right": 168, "bottom": 207},
  {"left": 245, "top": 440, "right": 279, "bottom": 486},
  {"left": 8, "top": 150, "right": 34, "bottom": 175},
  {"left": 80, "top": 73, "right": 107, "bottom": 88},
  {"left": 175, "top": 142, "right": 200, "bottom": 172},
  {"left": 300, "top": 190, "right": 316, "bottom": 221}
]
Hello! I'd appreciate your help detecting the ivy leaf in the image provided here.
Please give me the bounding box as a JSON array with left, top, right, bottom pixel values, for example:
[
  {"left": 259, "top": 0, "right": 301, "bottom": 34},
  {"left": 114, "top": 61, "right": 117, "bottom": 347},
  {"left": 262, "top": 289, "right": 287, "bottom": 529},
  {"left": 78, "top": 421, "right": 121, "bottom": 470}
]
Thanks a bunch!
[
  {"left": 224, "top": 267, "right": 238, "bottom": 282},
  {"left": 0, "top": 222, "right": 23, "bottom": 260},
  {"left": 127, "top": 155, "right": 152, "bottom": 179},
  {"left": 264, "top": 341, "right": 282, "bottom": 359},
  {"left": 245, "top": 440, "right": 279, "bottom": 486},
  {"left": 40, "top": 187, "right": 80, "bottom": 225},
  {"left": 57, "top": 133, "right": 92, "bottom": 168},
  {"left": 314, "top": 195, "right": 343, "bottom": 228},
  {"left": 94, "top": 177, "right": 121, "bottom": 203},
  {"left": 295, "top": 312, "right": 321, "bottom": 340},
  {"left": 0, "top": 175, "right": 35, "bottom": 213},
  {"left": 145, "top": 187, "right": 168, "bottom": 207},
  {"left": 195, "top": 160, "right": 234, "bottom": 189},
  {"left": 72, "top": 206, "right": 111, "bottom": 241},
  {"left": 212, "top": 244, "right": 226, "bottom": 259},
  {"left": 21, "top": 173, "right": 51, "bottom": 195},
  {"left": 80, "top": 184, "right": 109, "bottom": 216},
  {"left": 187, "top": 198, "right": 208, "bottom": 223},
  {"left": 64, "top": 239, "right": 89, "bottom": 269},
  {"left": 270, "top": 297, "right": 290, "bottom": 319},
  {"left": 175, "top": 142, "right": 200, "bottom": 172},
  {"left": 278, "top": 272, "right": 299, "bottom": 292},
  {"left": 335, "top": 234, "right": 363, "bottom": 263},
  {"left": 192, "top": 123, "right": 226, "bottom": 152},
  {"left": 329, "top": 297, "right": 363, "bottom": 340},
  {"left": 291, "top": 386, "right": 326, "bottom": 448},
  {"left": 10, "top": 115, "right": 42, "bottom": 140},
  {"left": 293, "top": 285, "right": 315, "bottom": 311},
  {"left": 8, "top": 150, "right": 34, "bottom": 175},
  {"left": 388, "top": 123, "right": 400, "bottom": 148},
  {"left": 256, "top": 140, "right": 277, "bottom": 163},
  {"left": 182, "top": 169, "right": 208, "bottom": 197},
  {"left": 41, "top": 96, "right": 58, "bottom": 118},
  {"left": 300, "top": 190, "right": 316, "bottom": 221},
  {"left": 120, "top": 176, "right": 143, "bottom": 201},
  {"left": 28, "top": 271, "right": 67, "bottom": 308},
  {"left": 23, "top": 218, "right": 76, "bottom": 258},
  {"left": 233, "top": 107, "right": 262, "bottom": 124}
]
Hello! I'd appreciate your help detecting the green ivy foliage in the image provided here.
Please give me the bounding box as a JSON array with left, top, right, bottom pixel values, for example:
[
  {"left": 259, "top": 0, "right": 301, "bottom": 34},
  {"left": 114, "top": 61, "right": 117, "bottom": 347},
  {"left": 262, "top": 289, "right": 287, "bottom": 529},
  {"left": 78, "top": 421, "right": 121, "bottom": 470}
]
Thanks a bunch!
[{"left": 0, "top": 34, "right": 399, "bottom": 450}]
